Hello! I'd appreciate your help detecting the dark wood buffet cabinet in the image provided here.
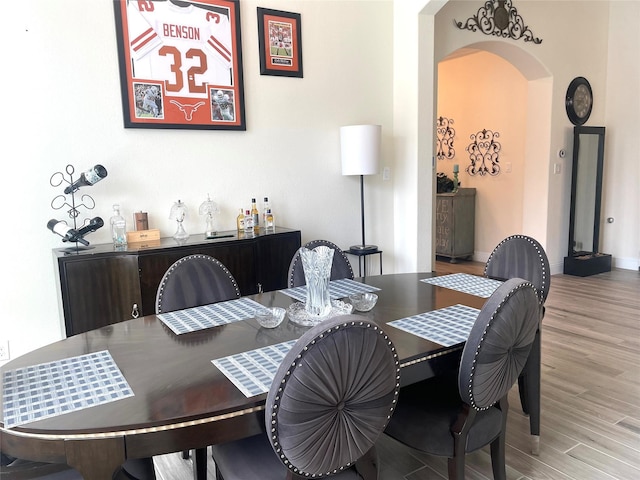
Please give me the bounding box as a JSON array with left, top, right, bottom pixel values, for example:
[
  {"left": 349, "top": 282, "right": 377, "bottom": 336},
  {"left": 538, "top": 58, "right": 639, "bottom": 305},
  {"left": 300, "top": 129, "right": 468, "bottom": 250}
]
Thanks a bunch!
[{"left": 53, "top": 228, "right": 301, "bottom": 336}]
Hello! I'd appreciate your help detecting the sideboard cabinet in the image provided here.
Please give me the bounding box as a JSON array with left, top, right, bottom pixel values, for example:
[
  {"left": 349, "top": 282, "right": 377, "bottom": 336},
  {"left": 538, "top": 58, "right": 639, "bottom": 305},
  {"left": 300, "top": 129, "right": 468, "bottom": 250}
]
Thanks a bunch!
[
  {"left": 53, "top": 228, "right": 301, "bottom": 336},
  {"left": 435, "top": 188, "right": 476, "bottom": 262}
]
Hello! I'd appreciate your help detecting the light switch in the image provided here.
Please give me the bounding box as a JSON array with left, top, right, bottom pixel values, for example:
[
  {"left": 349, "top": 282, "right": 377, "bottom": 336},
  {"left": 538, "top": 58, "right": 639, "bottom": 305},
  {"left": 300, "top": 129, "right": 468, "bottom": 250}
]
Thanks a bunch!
[
  {"left": 554, "top": 163, "right": 561, "bottom": 174},
  {"left": 383, "top": 167, "right": 390, "bottom": 181}
]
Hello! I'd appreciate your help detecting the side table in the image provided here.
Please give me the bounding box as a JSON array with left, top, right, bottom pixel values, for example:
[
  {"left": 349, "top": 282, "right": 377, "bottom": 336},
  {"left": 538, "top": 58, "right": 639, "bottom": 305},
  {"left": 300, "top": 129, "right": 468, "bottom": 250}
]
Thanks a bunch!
[{"left": 344, "top": 248, "right": 383, "bottom": 278}]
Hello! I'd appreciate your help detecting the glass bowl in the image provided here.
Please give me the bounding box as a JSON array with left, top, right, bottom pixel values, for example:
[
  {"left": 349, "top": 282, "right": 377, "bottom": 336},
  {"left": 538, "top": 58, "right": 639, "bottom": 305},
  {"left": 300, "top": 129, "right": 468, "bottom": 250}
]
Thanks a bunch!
[
  {"left": 254, "top": 307, "right": 286, "bottom": 328},
  {"left": 348, "top": 293, "right": 378, "bottom": 312}
]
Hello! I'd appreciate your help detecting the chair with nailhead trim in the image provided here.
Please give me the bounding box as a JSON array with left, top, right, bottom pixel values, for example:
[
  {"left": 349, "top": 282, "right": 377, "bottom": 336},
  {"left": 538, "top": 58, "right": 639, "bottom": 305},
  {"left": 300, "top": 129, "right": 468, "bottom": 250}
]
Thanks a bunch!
[
  {"left": 211, "top": 314, "right": 401, "bottom": 480},
  {"left": 384, "top": 278, "right": 541, "bottom": 480},
  {"left": 484, "top": 235, "right": 550, "bottom": 454},
  {"left": 155, "top": 254, "right": 240, "bottom": 479},
  {"left": 156, "top": 254, "right": 241, "bottom": 315},
  {"left": 287, "top": 240, "right": 354, "bottom": 288}
]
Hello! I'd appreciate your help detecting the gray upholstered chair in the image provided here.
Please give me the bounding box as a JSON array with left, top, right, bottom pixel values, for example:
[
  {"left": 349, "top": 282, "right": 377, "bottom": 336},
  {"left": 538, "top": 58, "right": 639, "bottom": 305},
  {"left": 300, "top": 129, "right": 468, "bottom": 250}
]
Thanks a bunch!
[
  {"left": 211, "top": 314, "right": 401, "bottom": 480},
  {"left": 287, "top": 239, "right": 354, "bottom": 288},
  {"left": 384, "top": 278, "right": 541, "bottom": 480},
  {"left": 484, "top": 234, "right": 550, "bottom": 454},
  {"left": 156, "top": 254, "right": 240, "bottom": 314},
  {"left": 155, "top": 253, "right": 240, "bottom": 478}
]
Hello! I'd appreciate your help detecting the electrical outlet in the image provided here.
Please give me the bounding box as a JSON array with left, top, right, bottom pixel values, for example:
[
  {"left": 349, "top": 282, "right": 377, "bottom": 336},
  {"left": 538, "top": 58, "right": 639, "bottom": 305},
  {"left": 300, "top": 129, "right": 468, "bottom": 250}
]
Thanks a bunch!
[{"left": 0, "top": 340, "right": 9, "bottom": 361}]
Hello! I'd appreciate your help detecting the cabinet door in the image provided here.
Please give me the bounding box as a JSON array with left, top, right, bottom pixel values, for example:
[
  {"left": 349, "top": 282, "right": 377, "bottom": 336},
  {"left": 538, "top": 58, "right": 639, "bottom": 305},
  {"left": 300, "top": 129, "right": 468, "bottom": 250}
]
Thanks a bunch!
[
  {"left": 255, "top": 231, "right": 301, "bottom": 292},
  {"left": 436, "top": 196, "right": 453, "bottom": 256},
  {"left": 60, "top": 255, "right": 141, "bottom": 336},
  {"left": 138, "top": 243, "right": 256, "bottom": 316}
]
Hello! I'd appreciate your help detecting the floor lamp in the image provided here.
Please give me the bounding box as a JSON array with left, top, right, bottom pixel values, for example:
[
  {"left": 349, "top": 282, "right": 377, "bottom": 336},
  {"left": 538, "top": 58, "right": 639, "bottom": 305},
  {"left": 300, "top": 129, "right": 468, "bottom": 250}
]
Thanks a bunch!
[{"left": 340, "top": 124, "right": 381, "bottom": 253}]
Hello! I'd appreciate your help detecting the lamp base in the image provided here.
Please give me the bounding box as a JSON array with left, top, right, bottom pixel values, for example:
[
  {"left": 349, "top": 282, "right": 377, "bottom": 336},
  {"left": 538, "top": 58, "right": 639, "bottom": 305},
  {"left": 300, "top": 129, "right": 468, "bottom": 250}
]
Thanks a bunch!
[{"left": 349, "top": 244, "right": 378, "bottom": 253}]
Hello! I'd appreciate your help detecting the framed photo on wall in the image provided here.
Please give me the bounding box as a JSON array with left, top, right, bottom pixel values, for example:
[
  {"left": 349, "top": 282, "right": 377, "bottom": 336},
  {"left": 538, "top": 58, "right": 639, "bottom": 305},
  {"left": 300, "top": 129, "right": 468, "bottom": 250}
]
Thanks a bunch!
[
  {"left": 113, "top": 0, "right": 246, "bottom": 130},
  {"left": 257, "top": 8, "right": 303, "bottom": 78}
]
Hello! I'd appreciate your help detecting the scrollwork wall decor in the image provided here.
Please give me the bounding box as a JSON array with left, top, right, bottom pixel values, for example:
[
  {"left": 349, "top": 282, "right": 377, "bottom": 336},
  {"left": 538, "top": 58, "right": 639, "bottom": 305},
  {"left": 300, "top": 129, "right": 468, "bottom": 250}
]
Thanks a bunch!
[
  {"left": 436, "top": 116, "right": 456, "bottom": 161},
  {"left": 465, "top": 129, "right": 502, "bottom": 176},
  {"left": 454, "top": 0, "right": 542, "bottom": 44}
]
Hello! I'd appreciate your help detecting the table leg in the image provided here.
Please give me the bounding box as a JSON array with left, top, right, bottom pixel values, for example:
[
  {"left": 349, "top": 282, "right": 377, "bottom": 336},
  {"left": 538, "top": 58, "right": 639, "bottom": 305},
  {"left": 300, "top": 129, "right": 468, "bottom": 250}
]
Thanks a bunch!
[
  {"left": 65, "top": 436, "right": 126, "bottom": 480},
  {"left": 193, "top": 447, "right": 207, "bottom": 480}
]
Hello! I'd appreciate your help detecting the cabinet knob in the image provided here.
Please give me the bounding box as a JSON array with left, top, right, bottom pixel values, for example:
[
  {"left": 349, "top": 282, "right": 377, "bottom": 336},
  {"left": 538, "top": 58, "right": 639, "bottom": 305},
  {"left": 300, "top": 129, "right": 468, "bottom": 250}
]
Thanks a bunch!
[
  {"left": 132, "top": 303, "right": 140, "bottom": 319},
  {"left": 257, "top": 283, "right": 263, "bottom": 294}
]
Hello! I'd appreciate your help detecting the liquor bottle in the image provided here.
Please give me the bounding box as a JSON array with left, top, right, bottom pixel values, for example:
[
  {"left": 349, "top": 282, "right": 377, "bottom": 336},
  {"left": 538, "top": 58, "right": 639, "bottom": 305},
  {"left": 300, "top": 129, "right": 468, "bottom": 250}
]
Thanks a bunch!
[
  {"left": 265, "top": 208, "right": 275, "bottom": 232},
  {"left": 47, "top": 219, "right": 90, "bottom": 246},
  {"left": 64, "top": 165, "right": 108, "bottom": 194},
  {"left": 251, "top": 198, "right": 259, "bottom": 233},
  {"left": 244, "top": 209, "right": 254, "bottom": 236},
  {"left": 236, "top": 208, "right": 245, "bottom": 231},
  {"left": 76, "top": 216, "right": 104, "bottom": 237},
  {"left": 110, "top": 204, "right": 127, "bottom": 246},
  {"left": 262, "top": 197, "right": 271, "bottom": 227}
]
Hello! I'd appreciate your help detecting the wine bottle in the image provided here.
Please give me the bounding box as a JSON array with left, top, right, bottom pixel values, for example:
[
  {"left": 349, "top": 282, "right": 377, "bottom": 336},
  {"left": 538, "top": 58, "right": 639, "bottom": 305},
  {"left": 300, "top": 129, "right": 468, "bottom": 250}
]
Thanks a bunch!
[
  {"left": 76, "top": 217, "right": 104, "bottom": 237},
  {"left": 64, "top": 165, "right": 108, "bottom": 194},
  {"left": 110, "top": 204, "right": 127, "bottom": 246},
  {"left": 47, "top": 219, "right": 90, "bottom": 246},
  {"left": 251, "top": 198, "right": 259, "bottom": 233}
]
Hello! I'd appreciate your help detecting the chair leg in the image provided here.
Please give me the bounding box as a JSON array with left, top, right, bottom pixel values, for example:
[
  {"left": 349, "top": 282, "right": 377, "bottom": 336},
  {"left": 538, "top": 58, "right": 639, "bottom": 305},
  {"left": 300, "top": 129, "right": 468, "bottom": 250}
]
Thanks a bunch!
[
  {"left": 519, "top": 329, "right": 541, "bottom": 455},
  {"left": 447, "top": 455, "right": 465, "bottom": 480},
  {"left": 490, "top": 434, "right": 507, "bottom": 480}
]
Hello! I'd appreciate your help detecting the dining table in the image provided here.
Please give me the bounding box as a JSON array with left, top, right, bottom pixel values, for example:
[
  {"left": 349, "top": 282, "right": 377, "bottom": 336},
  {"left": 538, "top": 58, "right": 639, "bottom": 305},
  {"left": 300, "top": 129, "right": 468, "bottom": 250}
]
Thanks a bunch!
[{"left": 1, "top": 272, "right": 495, "bottom": 480}]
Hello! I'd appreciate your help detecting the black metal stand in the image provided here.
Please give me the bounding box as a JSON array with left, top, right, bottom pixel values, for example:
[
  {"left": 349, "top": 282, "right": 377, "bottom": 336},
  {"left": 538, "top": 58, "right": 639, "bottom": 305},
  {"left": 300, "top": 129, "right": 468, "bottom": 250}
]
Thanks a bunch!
[{"left": 349, "top": 175, "right": 378, "bottom": 253}]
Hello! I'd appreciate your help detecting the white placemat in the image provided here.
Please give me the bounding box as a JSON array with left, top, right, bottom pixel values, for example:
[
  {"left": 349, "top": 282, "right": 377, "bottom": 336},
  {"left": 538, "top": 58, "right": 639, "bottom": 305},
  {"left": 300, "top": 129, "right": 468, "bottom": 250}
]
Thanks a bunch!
[
  {"left": 421, "top": 273, "right": 502, "bottom": 298},
  {"left": 2, "top": 350, "right": 133, "bottom": 429},
  {"left": 280, "top": 278, "right": 380, "bottom": 302},
  {"left": 157, "top": 297, "right": 265, "bottom": 334},
  {"left": 389, "top": 304, "right": 480, "bottom": 347},
  {"left": 212, "top": 340, "right": 296, "bottom": 397}
]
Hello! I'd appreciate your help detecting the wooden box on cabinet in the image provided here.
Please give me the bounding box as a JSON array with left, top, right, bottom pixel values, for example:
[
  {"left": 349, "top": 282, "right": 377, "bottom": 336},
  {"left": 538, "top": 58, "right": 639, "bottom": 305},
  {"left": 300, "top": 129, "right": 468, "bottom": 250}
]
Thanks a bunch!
[
  {"left": 435, "top": 188, "right": 476, "bottom": 262},
  {"left": 54, "top": 228, "right": 301, "bottom": 336}
]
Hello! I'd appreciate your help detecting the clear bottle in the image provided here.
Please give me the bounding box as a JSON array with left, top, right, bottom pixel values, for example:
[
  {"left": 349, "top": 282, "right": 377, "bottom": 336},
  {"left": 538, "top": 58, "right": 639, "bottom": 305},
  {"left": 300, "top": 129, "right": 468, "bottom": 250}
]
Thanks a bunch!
[
  {"left": 110, "top": 204, "right": 127, "bottom": 246},
  {"left": 244, "top": 209, "right": 254, "bottom": 236},
  {"left": 262, "top": 197, "right": 271, "bottom": 227},
  {"left": 251, "top": 198, "right": 259, "bottom": 233},
  {"left": 236, "top": 208, "right": 245, "bottom": 232},
  {"left": 265, "top": 208, "right": 275, "bottom": 232}
]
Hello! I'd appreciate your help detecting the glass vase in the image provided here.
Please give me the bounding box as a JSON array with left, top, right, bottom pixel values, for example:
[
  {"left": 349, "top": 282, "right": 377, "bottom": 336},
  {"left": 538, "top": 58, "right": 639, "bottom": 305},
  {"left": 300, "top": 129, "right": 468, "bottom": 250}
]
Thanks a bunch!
[{"left": 300, "top": 246, "right": 334, "bottom": 319}]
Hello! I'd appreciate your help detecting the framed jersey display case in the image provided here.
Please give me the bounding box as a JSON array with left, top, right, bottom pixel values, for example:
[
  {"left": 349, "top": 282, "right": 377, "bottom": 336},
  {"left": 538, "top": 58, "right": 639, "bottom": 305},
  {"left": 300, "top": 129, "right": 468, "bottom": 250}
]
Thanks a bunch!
[{"left": 113, "top": 0, "right": 246, "bottom": 130}]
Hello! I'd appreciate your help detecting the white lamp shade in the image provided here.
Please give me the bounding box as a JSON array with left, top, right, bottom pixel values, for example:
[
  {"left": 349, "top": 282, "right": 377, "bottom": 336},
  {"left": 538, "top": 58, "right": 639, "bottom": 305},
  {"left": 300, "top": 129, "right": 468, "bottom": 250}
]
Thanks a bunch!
[{"left": 340, "top": 124, "right": 381, "bottom": 176}]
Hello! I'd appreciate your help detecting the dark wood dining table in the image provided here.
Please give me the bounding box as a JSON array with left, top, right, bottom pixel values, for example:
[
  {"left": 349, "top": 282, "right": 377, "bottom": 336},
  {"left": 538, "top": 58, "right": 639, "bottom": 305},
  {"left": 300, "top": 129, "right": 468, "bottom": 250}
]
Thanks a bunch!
[{"left": 1, "top": 272, "right": 487, "bottom": 480}]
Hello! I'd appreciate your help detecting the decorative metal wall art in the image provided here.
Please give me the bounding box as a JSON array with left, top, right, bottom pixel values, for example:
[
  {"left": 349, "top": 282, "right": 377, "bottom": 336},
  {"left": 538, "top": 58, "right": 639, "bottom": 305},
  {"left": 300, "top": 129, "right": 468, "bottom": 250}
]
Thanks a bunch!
[
  {"left": 436, "top": 116, "right": 456, "bottom": 161},
  {"left": 465, "top": 129, "right": 502, "bottom": 176},
  {"left": 454, "top": 0, "right": 542, "bottom": 45}
]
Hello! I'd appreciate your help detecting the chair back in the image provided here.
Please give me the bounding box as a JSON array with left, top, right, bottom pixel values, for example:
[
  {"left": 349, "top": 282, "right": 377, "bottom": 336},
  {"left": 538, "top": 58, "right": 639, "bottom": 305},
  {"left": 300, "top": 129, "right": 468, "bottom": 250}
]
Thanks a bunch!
[
  {"left": 266, "top": 315, "right": 400, "bottom": 477},
  {"left": 287, "top": 239, "right": 354, "bottom": 287},
  {"left": 155, "top": 254, "right": 240, "bottom": 314},
  {"left": 484, "top": 235, "right": 550, "bottom": 304},
  {"left": 458, "top": 278, "right": 540, "bottom": 410}
]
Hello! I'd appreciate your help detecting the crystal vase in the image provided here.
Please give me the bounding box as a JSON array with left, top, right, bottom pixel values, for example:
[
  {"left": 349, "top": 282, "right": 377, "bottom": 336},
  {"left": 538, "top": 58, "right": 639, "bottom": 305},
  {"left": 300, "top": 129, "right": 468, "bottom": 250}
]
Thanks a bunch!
[{"left": 300, "top": 246, "right": 334, "bottom": 319}]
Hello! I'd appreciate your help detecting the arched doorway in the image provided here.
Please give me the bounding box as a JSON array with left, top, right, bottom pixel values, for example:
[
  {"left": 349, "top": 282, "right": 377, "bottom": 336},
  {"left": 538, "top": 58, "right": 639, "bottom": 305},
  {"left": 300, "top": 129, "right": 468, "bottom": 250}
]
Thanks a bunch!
[{"left": 436, "top": 41, "right": 552, "bottom": 260}]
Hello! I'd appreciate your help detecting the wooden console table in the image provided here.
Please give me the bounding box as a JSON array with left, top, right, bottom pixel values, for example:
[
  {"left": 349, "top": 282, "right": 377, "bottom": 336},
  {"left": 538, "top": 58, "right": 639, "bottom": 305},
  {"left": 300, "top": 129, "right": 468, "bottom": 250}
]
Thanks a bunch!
[
  {"left": 53, "top": 228, "right": 301, "bottom": 336},
  {"left": 435, "top": 188, "right": 476, "bottom": 263}
]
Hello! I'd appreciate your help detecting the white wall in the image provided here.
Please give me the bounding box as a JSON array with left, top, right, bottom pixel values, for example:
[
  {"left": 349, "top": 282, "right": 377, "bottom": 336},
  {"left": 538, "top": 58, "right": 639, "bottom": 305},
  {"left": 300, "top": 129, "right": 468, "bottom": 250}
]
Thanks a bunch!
[{"left": 0, "top": 0, "right": 395, "bottom": 362}]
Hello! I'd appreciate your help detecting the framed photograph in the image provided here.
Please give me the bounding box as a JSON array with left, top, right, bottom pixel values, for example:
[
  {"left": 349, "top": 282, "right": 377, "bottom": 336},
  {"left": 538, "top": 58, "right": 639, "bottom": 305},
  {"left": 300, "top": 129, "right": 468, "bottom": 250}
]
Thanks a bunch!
[
  {"left": 113, "top": 0, "right": 245, "bottom": 130},
  {"left": 257, "top": 8, "right": 303, "bottom": 78}
]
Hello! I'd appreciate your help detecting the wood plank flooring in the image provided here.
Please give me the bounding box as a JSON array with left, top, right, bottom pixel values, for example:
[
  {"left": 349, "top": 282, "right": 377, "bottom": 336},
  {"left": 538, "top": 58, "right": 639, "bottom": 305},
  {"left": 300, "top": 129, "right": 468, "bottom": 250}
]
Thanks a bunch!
[
  {"left": 154, "top": 262, "right": 640, "bottom": 480},
  {"left": 5, "top": 263, "right": 639, "bottom": 479}
]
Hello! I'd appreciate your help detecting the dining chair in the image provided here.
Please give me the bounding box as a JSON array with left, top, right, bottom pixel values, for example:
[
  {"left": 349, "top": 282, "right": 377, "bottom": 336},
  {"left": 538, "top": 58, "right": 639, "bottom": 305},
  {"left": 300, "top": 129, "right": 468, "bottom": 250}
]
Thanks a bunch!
[
  {"left": 156, "top": 253, "right": 241, "bottom": 314},
  {"left": 384, "top": 278, "right": 541, "bottom": 480},
  {"left": 211, "top": 314, "right": 401, "bottom": 480},
  {"left": 287, "top": 239, "right": 354, "bottom": 287},
  {"left": 484, "top": 234, "right": 550, "bottom": 454},
  {"left": 155, "top": 253, "right": 241, "bottom": 478}
]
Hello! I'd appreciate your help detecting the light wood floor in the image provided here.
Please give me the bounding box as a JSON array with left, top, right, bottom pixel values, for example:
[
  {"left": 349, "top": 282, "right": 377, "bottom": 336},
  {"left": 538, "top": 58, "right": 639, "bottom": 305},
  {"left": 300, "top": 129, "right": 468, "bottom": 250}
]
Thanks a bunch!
[{"left": 154, "top": 262, "right": 640, "bottom": 480}]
